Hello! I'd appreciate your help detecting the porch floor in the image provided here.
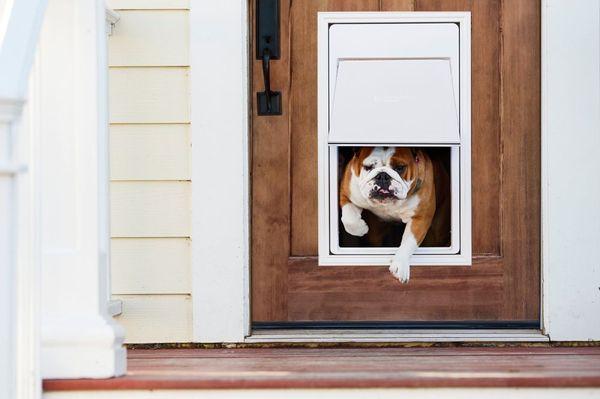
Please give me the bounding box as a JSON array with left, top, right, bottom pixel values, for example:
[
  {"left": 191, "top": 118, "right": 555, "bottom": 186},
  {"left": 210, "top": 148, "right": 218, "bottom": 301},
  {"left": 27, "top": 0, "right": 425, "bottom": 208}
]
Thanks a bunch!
[{"left": 43, "top": 346, "right": 600, "bottom": 391}]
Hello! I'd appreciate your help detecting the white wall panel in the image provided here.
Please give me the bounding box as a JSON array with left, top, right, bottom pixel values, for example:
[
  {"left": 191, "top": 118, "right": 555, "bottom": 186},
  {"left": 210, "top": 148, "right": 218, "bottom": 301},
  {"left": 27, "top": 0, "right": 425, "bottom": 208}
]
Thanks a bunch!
[
  {"left": 109, "top": 67, "right": 190, "bottom": 123},
  {"left": 111, "top": 238, "right": 191, "bottom": 294},
  {"left": 110, "top": 124, "right": 190, "bottom": 180},
  {"left": 113, "top": 295, "right": 192, "bottom": 343},
  {"left": 108, "top": 0, "right": 189, "bottom": 10},
  {"left": 109, "top": 10, "right": 189, "bottom": 66},
  {"left": 110, "top": 181, "right": 191, "bottom": 237}
]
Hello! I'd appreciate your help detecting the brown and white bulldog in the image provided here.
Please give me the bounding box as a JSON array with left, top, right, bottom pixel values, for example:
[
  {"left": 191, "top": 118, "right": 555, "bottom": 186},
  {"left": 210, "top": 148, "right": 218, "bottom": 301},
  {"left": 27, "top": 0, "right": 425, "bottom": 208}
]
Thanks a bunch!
[{"left": 339, "top": 147, "right": 438, "bottom": 283}]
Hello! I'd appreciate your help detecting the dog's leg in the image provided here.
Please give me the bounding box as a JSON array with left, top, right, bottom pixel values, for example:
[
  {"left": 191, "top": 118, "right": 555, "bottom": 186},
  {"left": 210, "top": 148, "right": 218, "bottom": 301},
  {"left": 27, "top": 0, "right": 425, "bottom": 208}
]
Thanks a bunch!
[
  {"left": 341, "top": 203, "right": 369, "bottom": 237},
  {"left": 389, "top": 218, "right": 429, "bottom": 283}
]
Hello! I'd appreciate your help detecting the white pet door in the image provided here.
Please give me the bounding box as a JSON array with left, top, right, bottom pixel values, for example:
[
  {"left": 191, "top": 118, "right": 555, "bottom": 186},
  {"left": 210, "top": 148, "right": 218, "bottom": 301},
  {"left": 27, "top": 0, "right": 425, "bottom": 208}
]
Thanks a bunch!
[{"left": 317, "top": 14, "right": 472, "bottom": 266}]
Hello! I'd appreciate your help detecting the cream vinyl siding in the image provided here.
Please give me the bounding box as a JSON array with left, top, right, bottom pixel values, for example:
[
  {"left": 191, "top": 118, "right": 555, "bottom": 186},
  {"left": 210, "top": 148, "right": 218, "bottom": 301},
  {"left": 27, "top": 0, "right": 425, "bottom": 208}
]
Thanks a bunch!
[{"left": 108, "top": 2, "right": 192, "bottom": 343}]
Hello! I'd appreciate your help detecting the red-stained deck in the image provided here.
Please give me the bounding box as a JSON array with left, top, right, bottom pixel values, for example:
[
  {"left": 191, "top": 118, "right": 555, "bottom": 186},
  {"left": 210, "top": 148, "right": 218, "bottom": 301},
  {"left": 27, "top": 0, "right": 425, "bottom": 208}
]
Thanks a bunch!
[{"left": 44, "top": 347, "right": 600, "bottom": 391}]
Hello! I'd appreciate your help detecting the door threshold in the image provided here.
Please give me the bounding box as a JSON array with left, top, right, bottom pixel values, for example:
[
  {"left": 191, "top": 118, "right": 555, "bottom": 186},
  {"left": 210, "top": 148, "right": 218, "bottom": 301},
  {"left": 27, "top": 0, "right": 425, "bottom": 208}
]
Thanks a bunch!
[{"left": 245, "top": 329, "right": 549, "bottom": 343}]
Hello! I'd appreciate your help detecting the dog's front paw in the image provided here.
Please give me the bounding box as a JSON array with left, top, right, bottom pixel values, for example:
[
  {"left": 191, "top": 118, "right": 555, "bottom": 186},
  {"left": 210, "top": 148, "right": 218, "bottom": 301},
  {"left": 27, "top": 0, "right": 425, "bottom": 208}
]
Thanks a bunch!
[
  {"left": 389, "top": 256, "right": 410, "bottom": 283},
  {"left": 342, "top": 217, "right": 369, "bottom": 237}
]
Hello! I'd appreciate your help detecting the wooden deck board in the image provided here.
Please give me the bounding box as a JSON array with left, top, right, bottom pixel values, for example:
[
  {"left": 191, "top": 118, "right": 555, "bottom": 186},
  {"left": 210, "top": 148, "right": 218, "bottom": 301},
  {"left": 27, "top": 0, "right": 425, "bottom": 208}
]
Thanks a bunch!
[{"left": 43, "top": 347, "right": 600, "bottom": 390}]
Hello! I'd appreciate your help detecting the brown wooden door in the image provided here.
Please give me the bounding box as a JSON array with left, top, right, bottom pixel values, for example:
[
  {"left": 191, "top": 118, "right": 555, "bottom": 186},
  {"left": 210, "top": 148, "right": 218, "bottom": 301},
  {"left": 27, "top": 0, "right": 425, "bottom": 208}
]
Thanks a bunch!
[{"left": 251, "top": 0, "right": 540, "bottom": 325}]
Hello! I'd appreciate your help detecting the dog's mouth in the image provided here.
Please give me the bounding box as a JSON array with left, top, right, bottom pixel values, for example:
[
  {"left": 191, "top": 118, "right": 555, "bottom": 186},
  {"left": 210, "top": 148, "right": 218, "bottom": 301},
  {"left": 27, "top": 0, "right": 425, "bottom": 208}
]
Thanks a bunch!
[{"left": 370, "top": 187, "right": 397, "bottom": 200}]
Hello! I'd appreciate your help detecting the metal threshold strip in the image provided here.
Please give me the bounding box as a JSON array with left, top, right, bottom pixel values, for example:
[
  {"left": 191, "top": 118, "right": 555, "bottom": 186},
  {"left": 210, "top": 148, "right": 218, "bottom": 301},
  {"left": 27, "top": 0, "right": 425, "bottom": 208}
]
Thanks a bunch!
[{"left": 247, "top": 321, "right": 547, "bottom": 343}]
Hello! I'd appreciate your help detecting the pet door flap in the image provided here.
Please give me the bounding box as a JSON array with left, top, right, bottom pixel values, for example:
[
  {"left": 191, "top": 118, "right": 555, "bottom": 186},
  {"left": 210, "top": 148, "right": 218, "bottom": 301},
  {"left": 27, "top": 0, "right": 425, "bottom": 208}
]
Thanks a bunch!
[{"left": 329, "top": 59, "right": 460, "bottom": 144}]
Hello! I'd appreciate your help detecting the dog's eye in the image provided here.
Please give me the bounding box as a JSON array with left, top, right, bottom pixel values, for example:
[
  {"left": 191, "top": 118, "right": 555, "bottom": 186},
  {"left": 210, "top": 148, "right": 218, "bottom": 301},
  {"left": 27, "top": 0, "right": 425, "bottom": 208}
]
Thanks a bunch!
[
  {"left": 363, "top": 164, "right": 374, "bottom": 172},
  {"left": 394, "top": 165, "right": 407, "bottom": 174}
]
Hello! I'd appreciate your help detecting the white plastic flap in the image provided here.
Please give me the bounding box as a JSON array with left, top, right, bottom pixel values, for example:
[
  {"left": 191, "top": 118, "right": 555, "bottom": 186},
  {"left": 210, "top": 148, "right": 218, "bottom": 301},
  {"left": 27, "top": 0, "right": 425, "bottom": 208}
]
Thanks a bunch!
[{"left": 329, "top": 59, "right": 459, "bottom": 144}]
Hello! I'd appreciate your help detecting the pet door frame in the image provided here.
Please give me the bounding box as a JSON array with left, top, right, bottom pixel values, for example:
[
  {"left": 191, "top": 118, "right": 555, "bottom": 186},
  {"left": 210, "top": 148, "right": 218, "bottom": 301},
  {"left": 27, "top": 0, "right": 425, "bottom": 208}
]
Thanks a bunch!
[
  {"left": 317, "top": 12, "right": 472, "bottom": 267},
  {"left": 328, "top": 144, "right": 461, "bottom": 261}
]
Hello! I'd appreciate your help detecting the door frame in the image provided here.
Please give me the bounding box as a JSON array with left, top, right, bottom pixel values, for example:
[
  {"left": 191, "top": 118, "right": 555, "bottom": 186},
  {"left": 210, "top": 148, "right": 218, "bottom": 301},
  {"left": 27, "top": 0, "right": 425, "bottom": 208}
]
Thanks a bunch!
[{"left": 190, "top": 0, "right": 600, "bottom": 343}]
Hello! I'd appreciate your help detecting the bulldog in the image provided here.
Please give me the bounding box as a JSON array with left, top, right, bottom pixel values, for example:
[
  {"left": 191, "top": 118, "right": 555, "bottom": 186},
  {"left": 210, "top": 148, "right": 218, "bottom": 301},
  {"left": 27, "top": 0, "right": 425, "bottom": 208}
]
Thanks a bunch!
[{"left": 339, "top": 147, "right": 440, "bottom": 283}]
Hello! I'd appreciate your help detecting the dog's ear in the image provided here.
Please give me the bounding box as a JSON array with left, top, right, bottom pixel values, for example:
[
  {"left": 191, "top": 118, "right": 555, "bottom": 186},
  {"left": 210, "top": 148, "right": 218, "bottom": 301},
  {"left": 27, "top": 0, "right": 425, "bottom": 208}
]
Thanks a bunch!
[
  {"left": 410, "top": 148, "right": 426, "bottom": 164},
  {"left": 351, "top": 146, "right": 360, "bottom": 158}
]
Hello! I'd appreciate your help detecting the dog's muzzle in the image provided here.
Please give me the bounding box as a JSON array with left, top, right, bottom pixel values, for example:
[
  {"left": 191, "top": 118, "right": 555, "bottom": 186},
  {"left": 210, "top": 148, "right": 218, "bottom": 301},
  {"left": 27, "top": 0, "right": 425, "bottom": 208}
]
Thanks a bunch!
[{"left": 370, "top": 172, "right": 396, "bottom": 200}]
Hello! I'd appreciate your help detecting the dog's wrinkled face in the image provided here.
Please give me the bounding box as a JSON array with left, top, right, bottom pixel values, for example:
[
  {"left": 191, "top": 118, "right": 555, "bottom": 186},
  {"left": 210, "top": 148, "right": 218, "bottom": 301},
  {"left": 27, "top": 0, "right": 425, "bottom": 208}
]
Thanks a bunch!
[{"left": 352, "top": 147, "right": 417, "bottom": 204}]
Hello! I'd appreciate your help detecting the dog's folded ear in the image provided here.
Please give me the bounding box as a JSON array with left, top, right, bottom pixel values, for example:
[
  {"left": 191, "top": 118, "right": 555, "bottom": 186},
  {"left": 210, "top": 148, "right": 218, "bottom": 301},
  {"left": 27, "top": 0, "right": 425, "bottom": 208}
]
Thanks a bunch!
[{"left": 411, "top": 148, "right": 428, "bottom": 163}]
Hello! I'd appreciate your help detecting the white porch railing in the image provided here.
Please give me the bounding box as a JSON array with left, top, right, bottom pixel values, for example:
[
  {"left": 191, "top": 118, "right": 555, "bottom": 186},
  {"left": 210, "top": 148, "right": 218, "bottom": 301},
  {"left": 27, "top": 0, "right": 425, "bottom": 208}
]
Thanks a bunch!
[
  {"left": 1, "top": 0, "right": 125, "bottom": 397},
  {"left": 1, "top": 1, "right": 48, "bottom": 397}
]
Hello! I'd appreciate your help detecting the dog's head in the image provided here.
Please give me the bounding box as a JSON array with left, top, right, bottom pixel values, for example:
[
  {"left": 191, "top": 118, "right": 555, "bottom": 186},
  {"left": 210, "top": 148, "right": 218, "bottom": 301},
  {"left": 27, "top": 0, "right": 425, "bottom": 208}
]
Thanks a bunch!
[{"left": 350, "top": 147, "right": 421, "bottom": 204}]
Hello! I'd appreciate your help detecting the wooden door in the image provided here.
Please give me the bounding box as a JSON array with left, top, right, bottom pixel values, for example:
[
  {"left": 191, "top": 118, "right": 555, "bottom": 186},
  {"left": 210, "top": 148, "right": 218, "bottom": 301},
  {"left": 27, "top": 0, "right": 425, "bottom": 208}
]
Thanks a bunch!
[{"left": 251, "top": 0, "right": 540, "bottom": 325}]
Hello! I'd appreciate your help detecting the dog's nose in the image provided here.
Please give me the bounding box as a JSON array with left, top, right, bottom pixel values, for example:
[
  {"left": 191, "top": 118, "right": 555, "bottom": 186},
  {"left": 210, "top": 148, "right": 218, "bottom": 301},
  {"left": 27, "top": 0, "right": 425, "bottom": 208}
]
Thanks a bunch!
[{"left": 374, "top": 172, "right": 391, "bottom": 187}]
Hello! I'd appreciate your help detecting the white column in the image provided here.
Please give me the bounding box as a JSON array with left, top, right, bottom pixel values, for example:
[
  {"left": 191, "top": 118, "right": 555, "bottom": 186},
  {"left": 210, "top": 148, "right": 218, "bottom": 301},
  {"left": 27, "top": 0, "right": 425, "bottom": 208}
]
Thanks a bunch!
[{"left": 39, "top": 0, "right": 125, "bottom": 378}]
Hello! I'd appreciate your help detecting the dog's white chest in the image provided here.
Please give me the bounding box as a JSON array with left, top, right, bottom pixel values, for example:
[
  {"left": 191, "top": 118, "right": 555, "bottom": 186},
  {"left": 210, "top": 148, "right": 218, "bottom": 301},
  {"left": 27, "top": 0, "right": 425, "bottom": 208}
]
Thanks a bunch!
[
  {"left": 348, "top": 171, "right": 420, "bottom": 224},
  {"left": 367, "top": 194, "right": 421, "bottom": 224}
]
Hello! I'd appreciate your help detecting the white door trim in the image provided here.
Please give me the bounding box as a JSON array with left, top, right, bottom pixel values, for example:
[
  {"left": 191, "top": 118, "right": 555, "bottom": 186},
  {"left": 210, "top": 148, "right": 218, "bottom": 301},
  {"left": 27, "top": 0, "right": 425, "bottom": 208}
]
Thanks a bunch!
[
  {"left": 540, "top": 0, "right": 600, "bottom": 340},
  {"left": 190, "top": 2, "right": 600, "bottom": 343},
  {"left": 190, "top": 1, "right": 251, "bottom": 342}
]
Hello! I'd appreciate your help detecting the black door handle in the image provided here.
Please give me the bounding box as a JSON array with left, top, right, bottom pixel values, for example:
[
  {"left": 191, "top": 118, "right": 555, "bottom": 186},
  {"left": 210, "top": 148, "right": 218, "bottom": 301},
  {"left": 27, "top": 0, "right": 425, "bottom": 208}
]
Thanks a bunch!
[
  {"left": 256, "top": 0, "right": 281, "bottom": 115},
  {"left": 261, "top": 48, "right": 274, "bottom": 113}
]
